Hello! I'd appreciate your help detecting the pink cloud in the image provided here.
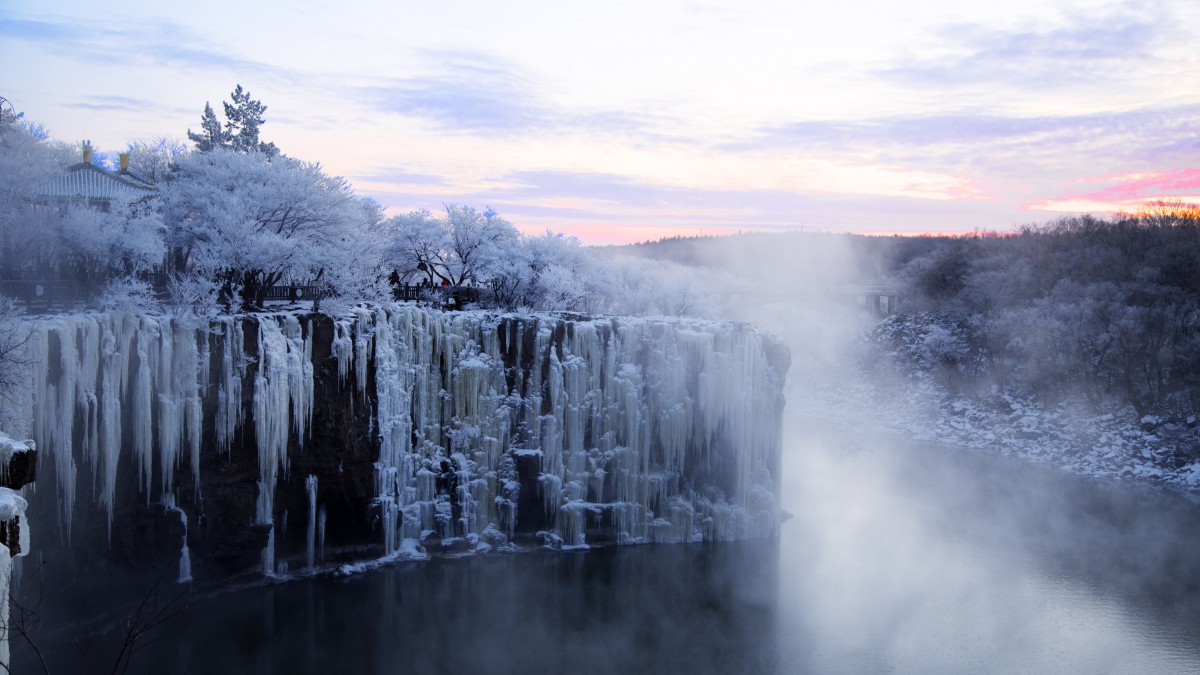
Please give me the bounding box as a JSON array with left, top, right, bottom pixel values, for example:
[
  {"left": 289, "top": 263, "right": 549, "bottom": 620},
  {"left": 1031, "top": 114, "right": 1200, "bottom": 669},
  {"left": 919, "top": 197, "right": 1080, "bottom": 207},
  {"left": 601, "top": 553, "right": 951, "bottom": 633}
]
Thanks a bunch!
[
  {"left": 1076, "top": 167, "right": 1200, "bottom": 202},
  {"left": 516, "top": 220, "right": 742, "bottom": 246},
  {"left": 1026, "top": 167, "right": 1200, "bottom": 214}
]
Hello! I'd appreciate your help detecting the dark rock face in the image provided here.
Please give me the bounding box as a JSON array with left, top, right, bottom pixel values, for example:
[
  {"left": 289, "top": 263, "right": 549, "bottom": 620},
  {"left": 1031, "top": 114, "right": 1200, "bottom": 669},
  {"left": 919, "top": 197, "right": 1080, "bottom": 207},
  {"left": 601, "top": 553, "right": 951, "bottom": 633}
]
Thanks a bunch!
[
  {"left": 25, "top": 308, "right": 789, "bottom": 595},
  {"left": 3, "top": 450, "right": 35, "bottom": 491}
]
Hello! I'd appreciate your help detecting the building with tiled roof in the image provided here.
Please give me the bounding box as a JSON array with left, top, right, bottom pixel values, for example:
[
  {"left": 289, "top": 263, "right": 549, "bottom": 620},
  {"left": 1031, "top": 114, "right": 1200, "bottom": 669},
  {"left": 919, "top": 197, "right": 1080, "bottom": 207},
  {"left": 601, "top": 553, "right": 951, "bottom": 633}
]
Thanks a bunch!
[{"left": 31, "top": 142, "right": 156, "bottom": 207}]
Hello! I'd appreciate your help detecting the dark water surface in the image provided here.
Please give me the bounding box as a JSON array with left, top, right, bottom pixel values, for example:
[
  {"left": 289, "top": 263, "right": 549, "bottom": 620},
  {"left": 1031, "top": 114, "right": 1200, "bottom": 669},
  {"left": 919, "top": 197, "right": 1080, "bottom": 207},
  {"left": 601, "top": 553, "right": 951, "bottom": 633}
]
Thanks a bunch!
[
  {"left": 38, "top": 542, "right": 779, "bottom": 674},
  {"left": 19, "top": 422, "right": 1200, "bottom": 674}
]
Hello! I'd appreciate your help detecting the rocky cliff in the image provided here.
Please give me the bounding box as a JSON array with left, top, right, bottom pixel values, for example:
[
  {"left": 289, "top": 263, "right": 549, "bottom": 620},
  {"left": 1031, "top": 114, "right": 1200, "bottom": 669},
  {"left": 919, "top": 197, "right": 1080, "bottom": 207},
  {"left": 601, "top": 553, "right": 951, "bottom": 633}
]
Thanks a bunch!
[{"left": 23, "top": 306, "right": 789, "bottom": 588}]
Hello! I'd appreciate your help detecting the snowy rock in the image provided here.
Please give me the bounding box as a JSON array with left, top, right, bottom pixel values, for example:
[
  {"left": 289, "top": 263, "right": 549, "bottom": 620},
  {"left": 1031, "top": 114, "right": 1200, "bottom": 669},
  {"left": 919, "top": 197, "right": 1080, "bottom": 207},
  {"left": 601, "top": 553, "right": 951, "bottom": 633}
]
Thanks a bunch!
[{"left": 0, "top": 433, "right": 35, "bottom": 490}]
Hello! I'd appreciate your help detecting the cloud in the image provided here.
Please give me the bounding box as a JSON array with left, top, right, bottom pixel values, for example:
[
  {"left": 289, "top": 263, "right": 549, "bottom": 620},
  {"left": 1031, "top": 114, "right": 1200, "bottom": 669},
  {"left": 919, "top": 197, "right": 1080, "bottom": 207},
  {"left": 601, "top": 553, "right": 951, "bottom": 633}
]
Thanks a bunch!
[
  {"left": 366, "top": 167, "right": 1021, "bottom": 240},
  {"left": 63, "top": 95, "right": 159, "bottom": 113},
  {"left": 1, "top": 12, "right": 281, "bottom": 79},
  {"left": 880, "top": 15, "right": 1161, "bottom": 89},
  {"left": 352, "top": 49, "right": 674, "bottom": 139},
  {"left": 0, "top": 16, "right": 84, "bottom": 41},
  {"left": 1079, "top": 168, "right": 1200, "bottom": 202},
  {"left": 729, "top": 104, "right": 1200, "bottom": 194},
  {"left": 739, "top": 105, "right": 1200, "bottom": 152},
  {"left": 353, "top": 168, "right": 451, "bottom": 188},
  {"left": 1030, "top": 167, "right": 1200, "bottom": 213},
  {"left": 360, "top": 50, "right": 544, "bottom": 133}
]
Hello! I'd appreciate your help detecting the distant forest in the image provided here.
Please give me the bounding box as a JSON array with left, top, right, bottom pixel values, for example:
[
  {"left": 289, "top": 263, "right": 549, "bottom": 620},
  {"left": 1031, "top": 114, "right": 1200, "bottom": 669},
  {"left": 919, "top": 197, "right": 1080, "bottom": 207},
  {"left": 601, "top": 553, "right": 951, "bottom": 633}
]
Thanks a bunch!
[{"left": 609, "top": 204, "right": 1200, "bottom": 422}]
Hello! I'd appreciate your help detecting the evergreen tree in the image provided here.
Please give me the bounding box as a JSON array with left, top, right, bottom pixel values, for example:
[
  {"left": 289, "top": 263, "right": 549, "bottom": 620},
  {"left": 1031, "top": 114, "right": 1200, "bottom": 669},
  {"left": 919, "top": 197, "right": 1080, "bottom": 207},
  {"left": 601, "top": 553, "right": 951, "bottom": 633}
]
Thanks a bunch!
[
  {"left": 186, "top": 103, "right": 228, "bottom": 152},
  {"left": 186, "top": 86, "right": 279, "bottom": 156},
  {"left": 223, "top": 85, "right": 278, "bottom": 156}
]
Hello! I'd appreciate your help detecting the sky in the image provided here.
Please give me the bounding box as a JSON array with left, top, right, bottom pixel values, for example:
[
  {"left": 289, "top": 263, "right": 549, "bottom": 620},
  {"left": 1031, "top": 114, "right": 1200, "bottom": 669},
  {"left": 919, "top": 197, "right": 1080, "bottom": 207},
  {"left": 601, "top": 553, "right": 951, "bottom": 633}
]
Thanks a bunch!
[{"left": 2, "top": 0, "right": 1199, "bottom": 244}]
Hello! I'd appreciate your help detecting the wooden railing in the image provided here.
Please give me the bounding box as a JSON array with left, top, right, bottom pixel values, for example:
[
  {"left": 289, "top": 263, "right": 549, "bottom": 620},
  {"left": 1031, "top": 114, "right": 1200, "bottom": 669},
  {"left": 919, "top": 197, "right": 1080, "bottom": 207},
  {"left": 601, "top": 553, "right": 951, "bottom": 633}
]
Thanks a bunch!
[
  {"left": 0, "top": 279, "right": 93, "bottom": 310},
  {"left": 260, "top": 285, "right": 327, "bottom": 303},
  {"left": 1, "top": 277, "right": 484, "bottom": 312},
  {"left": 391, "top": 284, "right": 481, "bottom": 306}
]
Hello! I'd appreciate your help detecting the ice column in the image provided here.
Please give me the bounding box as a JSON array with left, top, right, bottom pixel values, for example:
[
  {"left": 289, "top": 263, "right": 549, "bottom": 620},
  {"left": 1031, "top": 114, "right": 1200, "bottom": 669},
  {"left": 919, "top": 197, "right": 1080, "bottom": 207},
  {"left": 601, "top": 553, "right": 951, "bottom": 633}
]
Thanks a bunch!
[
  {"left": 252, "top": 316, "right": 314, "bottom": 575},
  {"left": 164, "top": 494, "right": 192, "bottom": 584},
  {"left": 305, "top": 474, "right": 318, "bottom": 572}
]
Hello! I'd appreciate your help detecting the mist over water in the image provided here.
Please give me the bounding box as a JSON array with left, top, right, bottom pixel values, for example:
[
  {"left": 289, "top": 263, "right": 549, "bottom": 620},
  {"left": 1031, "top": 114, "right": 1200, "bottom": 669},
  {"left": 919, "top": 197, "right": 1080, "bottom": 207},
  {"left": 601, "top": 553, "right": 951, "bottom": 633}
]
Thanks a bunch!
[
  {"left": 775, "top": 416, "right": 1200, "bottom": 674},
  {"left": 743, "top": 265, "right": 1200, "bottom": 674}
]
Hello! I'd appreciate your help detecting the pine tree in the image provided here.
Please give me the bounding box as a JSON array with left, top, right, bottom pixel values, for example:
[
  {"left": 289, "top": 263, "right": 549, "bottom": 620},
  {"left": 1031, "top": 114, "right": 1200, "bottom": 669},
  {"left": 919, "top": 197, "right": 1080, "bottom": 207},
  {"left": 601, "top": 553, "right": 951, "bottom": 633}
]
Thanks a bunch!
[
  {"left": 187, "top": 86, "right": 279, "bottom": 156},
  {"left": 186, "top": 103, "right": 228, "bottom": 152}
]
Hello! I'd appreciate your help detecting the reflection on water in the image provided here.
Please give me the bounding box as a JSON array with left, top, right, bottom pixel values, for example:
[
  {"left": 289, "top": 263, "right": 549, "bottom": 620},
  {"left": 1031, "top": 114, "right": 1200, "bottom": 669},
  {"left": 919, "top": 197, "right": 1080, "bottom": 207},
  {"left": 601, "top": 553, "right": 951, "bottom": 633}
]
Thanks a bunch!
[
  {"left": 38, "top": 542, "right": 781, "bottom": 675},
  {"left": 22, "top": 424, "right": 1200, "bottom": 674}
]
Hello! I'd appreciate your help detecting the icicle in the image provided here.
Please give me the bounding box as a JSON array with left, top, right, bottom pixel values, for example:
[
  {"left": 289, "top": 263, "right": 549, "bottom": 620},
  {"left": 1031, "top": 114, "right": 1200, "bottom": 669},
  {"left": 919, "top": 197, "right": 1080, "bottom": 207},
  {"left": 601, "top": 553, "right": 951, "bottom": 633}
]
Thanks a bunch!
[
  {"left": 0, "top": 539, "right": 9, "bottom": 670},
  {"left": 251, "top": 315, "right": 313, "bottom": 573},
  {"left": 305, "top": 474, "right": 318, "bottom": 572},
  {"left": 317, "top": 505, "right": 326, "bottom": 564},
  {"left": 131, "top": 322, "right": 154, "bottom": 498},
  {"left": 163, "top": 494, "right": 192, "bottom": 583},
  {"left": 24, "top": 306, "right": 784, "bottom": 575},
  {"left": 214, "top": 318, "right": 245, "bottom": 454},
  {"left": 97, "top": 319, "right": 121, "bottom": 535}
]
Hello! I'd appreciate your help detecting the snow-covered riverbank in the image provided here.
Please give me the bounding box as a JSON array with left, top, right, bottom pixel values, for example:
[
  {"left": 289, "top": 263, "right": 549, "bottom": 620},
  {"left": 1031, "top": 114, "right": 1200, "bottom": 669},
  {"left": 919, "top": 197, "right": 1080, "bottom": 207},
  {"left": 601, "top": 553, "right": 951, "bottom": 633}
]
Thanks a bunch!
[
  {"left": 786, "top": 317, "right": 1200, "bottom": 494},
  {"left": 740, "top": 299, "right": 1200, "bottom": 495},
  {"left": 801, "top": 368, "right": 1200, "bottom": 490}
]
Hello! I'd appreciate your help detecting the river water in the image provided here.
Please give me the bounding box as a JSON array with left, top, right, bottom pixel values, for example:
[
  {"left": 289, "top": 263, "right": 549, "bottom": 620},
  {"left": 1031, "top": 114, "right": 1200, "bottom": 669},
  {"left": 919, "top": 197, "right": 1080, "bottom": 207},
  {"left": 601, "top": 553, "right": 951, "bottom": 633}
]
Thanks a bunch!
[{"left": 23, "top": 413, "right": 1200, "bottom": 674}]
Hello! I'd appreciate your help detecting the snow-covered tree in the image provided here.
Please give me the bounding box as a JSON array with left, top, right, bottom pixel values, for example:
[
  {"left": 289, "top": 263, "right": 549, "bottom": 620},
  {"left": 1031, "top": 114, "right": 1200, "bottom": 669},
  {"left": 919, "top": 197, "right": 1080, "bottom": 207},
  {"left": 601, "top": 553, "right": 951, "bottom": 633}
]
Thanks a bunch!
[
  {"left": 380, "top": 205, "right": 520, "bottom": 289},
  {"left": 187, "top": 103, "right": 227, "bottom": 152},
  {"left": 124, "top": 137, "right": 189, "bottom": 183},
  {"left": 223, "top": 85, "right": 278, "bottom": 156},
  {"left": 381, "top": 209, "right": 452, "bottom": 286},
  {"left": 0, "top": 295, "right": 30, "bottom": 431},
  {"left": 159, "top": 149, "right": 378, "bottom": 308},
  {"left": 442, "top": 204, "right": 520, "bottom": 286},
  {"left": 521, "top": 231, "right": 596, "bottom": 311},
  {"left": 54, "top": 196, "right": 165, "bottom": 284},
  {"left": 187, "top": 85, "right": 279, "bottom": 157},
  {"left": 0, "top": 116, "right": 76, "bottom": 275}
]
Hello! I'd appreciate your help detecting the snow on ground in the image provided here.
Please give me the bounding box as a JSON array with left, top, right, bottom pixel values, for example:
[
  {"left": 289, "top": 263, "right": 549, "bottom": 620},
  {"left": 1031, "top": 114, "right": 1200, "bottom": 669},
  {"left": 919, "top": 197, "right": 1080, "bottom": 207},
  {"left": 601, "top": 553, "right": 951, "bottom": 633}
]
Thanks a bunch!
[
  {"left": 740, "top": 299, "right": 1200, "bottom": 496},
  {"left": 788, "top": 328, "right": 1200, "bottom": 494}
]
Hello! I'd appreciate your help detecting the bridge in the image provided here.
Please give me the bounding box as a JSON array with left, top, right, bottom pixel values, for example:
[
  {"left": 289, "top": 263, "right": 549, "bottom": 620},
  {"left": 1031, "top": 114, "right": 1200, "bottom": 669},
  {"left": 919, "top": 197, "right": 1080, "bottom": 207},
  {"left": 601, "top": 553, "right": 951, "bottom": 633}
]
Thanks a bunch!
[{"left": 710, "top": 285, "right": 903, "bottom": 315}]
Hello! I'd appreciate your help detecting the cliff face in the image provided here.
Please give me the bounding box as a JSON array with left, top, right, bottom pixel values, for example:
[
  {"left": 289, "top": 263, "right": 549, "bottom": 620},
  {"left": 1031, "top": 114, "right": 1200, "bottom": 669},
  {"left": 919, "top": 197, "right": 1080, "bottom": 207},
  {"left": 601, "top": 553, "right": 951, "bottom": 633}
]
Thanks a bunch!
[{"left": 24, "top": 307, "right": 789, "bottom": 587}]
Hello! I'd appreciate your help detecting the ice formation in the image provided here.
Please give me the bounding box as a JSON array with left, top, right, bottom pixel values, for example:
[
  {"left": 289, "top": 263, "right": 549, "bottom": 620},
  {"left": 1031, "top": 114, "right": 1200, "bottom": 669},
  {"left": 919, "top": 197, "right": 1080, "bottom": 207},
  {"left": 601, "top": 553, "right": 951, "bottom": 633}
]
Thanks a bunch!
[
  {"left": 164, "top": 493, "right": 192, "bottom": 584},
  {"left": 340, "top": 306, "right": 784, "bottom": 555},
  {"left": 305, "top": 474, "right": 318, "bottom": 572},
  {"left": 24, "top": 306, "right": 786, "bottom": 575},
  {"left": 0, "top": 479, "right": 30, "bottom": 672},
  {"left": 0, "top": 539, "right": 9, "bottom": 670}
]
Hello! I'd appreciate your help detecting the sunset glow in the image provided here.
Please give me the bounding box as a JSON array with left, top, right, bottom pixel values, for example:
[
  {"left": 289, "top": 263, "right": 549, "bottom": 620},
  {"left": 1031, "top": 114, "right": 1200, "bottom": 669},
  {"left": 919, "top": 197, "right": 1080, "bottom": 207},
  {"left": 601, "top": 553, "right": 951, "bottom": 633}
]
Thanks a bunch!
[{"left": 3, "top": 0, "right": 1198, "bottom": 243}]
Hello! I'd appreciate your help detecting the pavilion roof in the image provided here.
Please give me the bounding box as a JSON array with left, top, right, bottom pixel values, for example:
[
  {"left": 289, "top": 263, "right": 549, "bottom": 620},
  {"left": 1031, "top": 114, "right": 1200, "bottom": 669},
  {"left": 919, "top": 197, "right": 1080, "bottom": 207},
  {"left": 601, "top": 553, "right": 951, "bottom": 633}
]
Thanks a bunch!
[{"left": 31, "top": 162, "right": 157, "bottom": 202}]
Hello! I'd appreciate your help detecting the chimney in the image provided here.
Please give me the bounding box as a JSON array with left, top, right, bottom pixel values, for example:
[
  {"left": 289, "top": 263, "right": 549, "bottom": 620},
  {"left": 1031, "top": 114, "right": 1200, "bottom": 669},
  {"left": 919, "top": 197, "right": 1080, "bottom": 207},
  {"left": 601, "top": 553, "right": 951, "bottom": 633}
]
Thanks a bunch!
[
  {"left": 119, "top": 153, "right": 130, "bottom": 171},
  {"left": 82, "top": 140, "right": 93, "bottom": 164}
]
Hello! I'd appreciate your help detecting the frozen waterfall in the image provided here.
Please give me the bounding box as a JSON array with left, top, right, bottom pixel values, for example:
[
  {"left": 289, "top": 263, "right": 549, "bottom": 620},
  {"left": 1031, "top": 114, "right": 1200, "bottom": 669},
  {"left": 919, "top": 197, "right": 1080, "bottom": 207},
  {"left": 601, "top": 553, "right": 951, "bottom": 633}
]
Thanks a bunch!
[{"left": 22, "top": 306, "right": 787, "bottom": 577}]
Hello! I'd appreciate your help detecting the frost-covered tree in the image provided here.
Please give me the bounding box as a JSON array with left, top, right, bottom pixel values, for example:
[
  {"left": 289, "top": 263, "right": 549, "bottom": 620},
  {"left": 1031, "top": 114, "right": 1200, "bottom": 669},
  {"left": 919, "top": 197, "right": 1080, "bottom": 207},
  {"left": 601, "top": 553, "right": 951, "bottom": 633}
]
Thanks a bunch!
[
  {"left": 187, "top": 85, "right": 279, "bottom": 157},
  {"left": 159, "top": 149, "right": 377, "bottom": 308},
  {"left": 0, "top": 295, "right": 30, "bottom": 430},
  {"left": 223, "top": 85, "right": 278, "bottom": 156},
  {"left": 124, "top": 137, "right": 189, "bottom": 183},
  {"left": 0, "top": 114, "right": 76, "bottom": 275},
  {"left": 187, "top": 103, "right": 227, "bottom": 152},
  {"left": 521, "top": 231, "right": 597, "bottom": 311},
  {"left": 380, "top": 205, "right": 520, "bottom": 289},
  {"left": 53, "top": 196, "right": 165, "bottom": 285},
  {"left": 442, "top": 204, "right": 520, "bottom": 286},
  {"left": 381, "top": 209, "right": 453, "bottom": 286}
]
